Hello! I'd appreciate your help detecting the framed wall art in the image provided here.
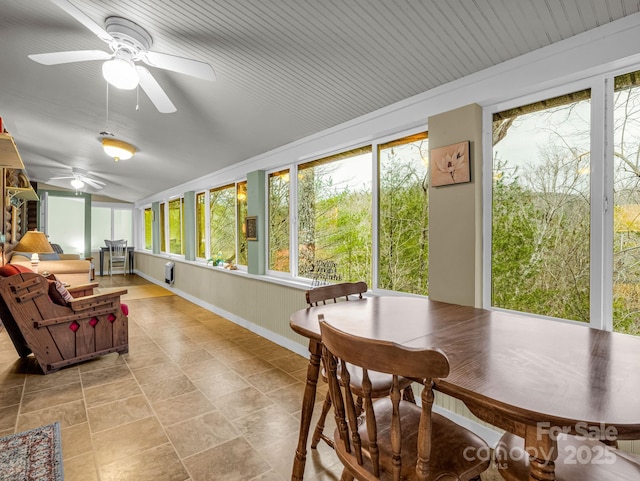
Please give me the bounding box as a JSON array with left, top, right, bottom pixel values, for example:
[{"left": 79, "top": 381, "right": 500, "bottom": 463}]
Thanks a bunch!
[
  {"left": 430, "top": 140, "right": 471, "bottom": 187},
  {"left": 246, "top": 216, "right": 257, "bottom": 241}
]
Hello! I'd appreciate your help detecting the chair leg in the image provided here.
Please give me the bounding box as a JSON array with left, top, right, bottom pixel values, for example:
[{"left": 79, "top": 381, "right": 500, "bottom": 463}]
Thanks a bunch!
[
  {"left": 340, "top": 468, "right": 354, "bottom": 481},
  {"left": 311, "top": 392, "right": 334, "bottom": 449},
  {"left": 402, "top": 385, "right": 416, "bottom": 403}
]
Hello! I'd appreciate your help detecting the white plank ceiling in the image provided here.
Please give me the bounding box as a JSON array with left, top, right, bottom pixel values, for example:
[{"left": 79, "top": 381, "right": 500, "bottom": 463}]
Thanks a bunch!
[{"left": 0, "top": 0, "right": 638, "bottom": 202}]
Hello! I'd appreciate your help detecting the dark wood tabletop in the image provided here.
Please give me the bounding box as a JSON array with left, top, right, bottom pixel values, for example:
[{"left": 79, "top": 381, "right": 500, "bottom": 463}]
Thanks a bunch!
[{"left": 289, "top": 296, "right": 640, "bottom": 480}]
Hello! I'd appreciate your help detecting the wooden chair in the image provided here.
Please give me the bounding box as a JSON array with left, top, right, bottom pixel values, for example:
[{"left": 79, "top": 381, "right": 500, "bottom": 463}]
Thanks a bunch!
[
  {"left": 307, "top": 282, "right": 416, "bottom": 450},
  {"left": 319, "top": 317, "right": 490, "bottom": 481},
  {"left": 105, "top": 239, "right": 128, "bottom": 276},
  {"left": 0, "top": 272, "right": 128, "bottom": 374},
  {"left": 495, "top": 431, "right": 640, "bottom": 481}
]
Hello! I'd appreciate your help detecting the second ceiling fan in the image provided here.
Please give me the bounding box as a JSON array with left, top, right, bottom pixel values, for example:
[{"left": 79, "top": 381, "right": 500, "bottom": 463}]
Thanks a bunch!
[{"left": 28, "top": 0, "right": 216, "bottom": 113}]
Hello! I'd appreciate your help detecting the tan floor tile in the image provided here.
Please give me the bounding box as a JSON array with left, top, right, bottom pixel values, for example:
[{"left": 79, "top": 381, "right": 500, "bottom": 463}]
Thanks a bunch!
[
  {"left": 168, "top": 347, "right": 214, "bottom": 367},
  {"left": 83, "top": 377, "right": 143, "bottom": 408},
  {"left": 212, "top": 386, "right": 274, "bottom": 420},
  {"left": 132, "top": 361, "right": 182, "bottom": 385},
  {"left": 267, "top": 353, "right": 309, "bottom": 373},
  {"left": 77, "top": 352, "right": 127, "bottom": 372},
  {"left": 266, "top": 382, "right": 308, "bottom": 414},
  {"left": 226, "top": 356, "right": 275, "bottom": 376},
  {"left": 0, "top": 384, "right": 22, "bottom": 408},
  {"left": 245, "top": 368, "right": 299, "bottom": 394},
  {"left": 232, "top": 404, "right": 300, "bottom": 449},
  {"left": 17, "top": 399, "right": 87, "bottom": 431},
  {"left": 0, "top": 404, "right": 19, "bottom": 431},
  {"left": 0, "top": 363, "right": 26, "bottom": 388},
  {"left": 91, "top": 416, "right": 169, "bottom": 466},
  {"left": 193, "top": 370, "right": 249, "bottom": 400},
  {"left": 152, "top": 390, "right": 216, "bottom": 426},
  {"left": 179, "top": 356, "right": 230, "bottom": 381},
  {"left": 61, "top": 422, "right": 92, "bottom": 459},
  {"left": 63, "top": 453, "right": 99, "bottom": 481},
  {"left": 99, "top": 443, "right": 189, "bottom": 481},
  {"left": 87, "top": 395, "right": 154, "bottom": 433},
  {"left": 20, "top": 381, "right": 83, "bottom": 413},
  {"left": 138, "top": 374, "right": 197, "bottom": 403},
  {"left": 80, "top": 364, "right": 134, "bottom": 389},
  {"left": 165, "top": 410, "right": 239, "bottom": 458},
  {"left": 23, "top": 367, "right": 80, "bottom": 393},
  {"left": 123, "top": 349, "right": 172, "bottom": 370},
  {"left": 183, "top": 437, "right": 271, "bottom": 481}
]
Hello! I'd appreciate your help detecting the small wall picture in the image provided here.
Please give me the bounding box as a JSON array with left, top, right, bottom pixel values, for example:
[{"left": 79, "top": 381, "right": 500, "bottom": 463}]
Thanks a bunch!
[
  {"left": 246, "top": 216, "right": 257, "bottom": 241},
  {"left": 430, "top": 141, "right": 471, "bottom": 187}
]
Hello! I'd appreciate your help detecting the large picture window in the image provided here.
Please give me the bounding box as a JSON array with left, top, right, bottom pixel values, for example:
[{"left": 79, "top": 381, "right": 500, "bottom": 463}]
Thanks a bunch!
[
  {"left": 491, "top": 90, "right": 591, "bottom": 322},
  {"left": 168, "top": 197, "right": 184, "bottom": 255},
  {"left": 268, "top": 169, "right": 290, "bottom": 272},
  {"left": 613, "top": 70, "right": 640, "bottom": 335},
  {"left": 210, "top": 184, "right": 236, "bottom": 264},
  {"left": 378, "top": 132, "right": 429, "bottom": 295},
  {"left": 297, "top": 147, "right": 372, "bottom": 284}
]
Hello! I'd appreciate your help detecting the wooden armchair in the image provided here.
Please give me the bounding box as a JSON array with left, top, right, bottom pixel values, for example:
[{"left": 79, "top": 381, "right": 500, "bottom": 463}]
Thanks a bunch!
[{"left": 0, "top": 272, "right": 128, "bottom": 374}]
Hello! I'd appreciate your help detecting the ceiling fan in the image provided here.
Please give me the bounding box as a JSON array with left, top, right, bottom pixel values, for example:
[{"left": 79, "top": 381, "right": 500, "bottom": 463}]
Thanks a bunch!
[
  {"left": 49, "top": 167, "right": 106, "bottom": 190},
  {"left": 28, "top": 0, "right": 216, "bottom": 113}
]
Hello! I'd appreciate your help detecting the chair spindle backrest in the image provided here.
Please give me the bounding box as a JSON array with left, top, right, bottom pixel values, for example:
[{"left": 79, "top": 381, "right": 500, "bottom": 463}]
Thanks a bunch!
[
  {"left": 319, "top": 316, "right": 450, "bottom": 481},
  {"left": 305, "top": 281, "right": 367, "bottom": 306}
]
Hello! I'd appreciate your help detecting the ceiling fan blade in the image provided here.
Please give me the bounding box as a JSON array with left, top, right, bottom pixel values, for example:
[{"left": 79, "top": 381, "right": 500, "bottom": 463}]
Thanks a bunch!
[
  {"left": 143, "top": 51, "right": 216, "bottom": 81},
  {"left": 49, "top": 0, "right": 114, "bottom": 43},
  {"left": 84, "top": 178, "right": 105, "bottom": 189},
  {"left": 137, "top": 66, "right": 177, "bottom": 113},
  {"left": 28, "top": 49, "right": 111, "bottom": 65},
  {"left": 49, "top": 176, "right": 74, "bottom": 180}
]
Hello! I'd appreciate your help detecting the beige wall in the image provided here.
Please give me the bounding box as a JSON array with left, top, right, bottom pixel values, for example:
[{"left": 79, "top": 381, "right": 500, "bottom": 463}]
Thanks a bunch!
[{"left": 427, "top": 104, "right": 483, "bottom": 307}]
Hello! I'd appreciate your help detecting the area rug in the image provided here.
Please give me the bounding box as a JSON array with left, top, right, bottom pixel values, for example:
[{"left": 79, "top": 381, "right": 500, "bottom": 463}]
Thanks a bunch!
[{"left": 0, "top": 422, "right": 63, "bottom": 481}]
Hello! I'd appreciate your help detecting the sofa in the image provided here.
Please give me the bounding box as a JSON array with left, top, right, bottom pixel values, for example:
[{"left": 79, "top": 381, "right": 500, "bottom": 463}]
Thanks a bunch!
[{"left": 8, "top": 251, "right": 91, "bottom": 286}]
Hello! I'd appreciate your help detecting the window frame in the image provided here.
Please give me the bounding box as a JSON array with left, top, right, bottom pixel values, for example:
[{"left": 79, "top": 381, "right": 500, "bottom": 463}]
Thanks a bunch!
[{"left": 482, "top": 75, "right": 611, "bottom": 330}]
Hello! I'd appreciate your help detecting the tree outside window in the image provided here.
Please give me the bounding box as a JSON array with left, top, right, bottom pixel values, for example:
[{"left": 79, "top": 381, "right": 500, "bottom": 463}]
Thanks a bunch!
[
  {"left": 237, "top": 181, "right": 248, "bottom": 266},
  {"left": 210, "top": 184, "right": 236, "bottom": 264},
  {"left": 613, "top": 70, "right": 640, "bottom": 335},
  {"left": 269, "top": 170, "right": 290, "bottom": 272},
  {"left": 492, "top": 90, "right": 591, "bottom": 322},
  {"left": 168, "top": 197, "right": 184, "bottom": 255},
  {"left": 378, "top": 132, "right": 429, "bottom": 295},
  {"left": 297, "top": 147, "right": 372, "bottom": 284},
  {"left": 144, "top": 207, "right": 152, "bottom": 250}
]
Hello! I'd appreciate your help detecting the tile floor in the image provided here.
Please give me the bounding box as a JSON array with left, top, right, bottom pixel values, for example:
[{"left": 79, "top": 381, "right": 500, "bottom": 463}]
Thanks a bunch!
[{"left": 0, "top": 274, "right": 502, "bottom": 481}]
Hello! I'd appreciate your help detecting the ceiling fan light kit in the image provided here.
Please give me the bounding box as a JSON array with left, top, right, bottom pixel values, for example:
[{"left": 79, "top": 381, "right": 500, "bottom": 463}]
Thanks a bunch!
[
  {"left": 102, "top": 53, "right": 139, "bottom": 90},
  {"left": 70, "top": 178, "right": 84, "bottom": 189},
  {"left": 102, "top": 138, "right": 136, "bottom": 161}
]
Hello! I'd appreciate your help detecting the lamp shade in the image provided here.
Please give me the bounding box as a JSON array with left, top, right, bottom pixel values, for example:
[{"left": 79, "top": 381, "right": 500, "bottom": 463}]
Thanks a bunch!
[
  {"left": 102, "top": 138, "right": 136, "bottom": 161},
  {"left": 14, "top": 230, "right": 54, "bottom": 253}
]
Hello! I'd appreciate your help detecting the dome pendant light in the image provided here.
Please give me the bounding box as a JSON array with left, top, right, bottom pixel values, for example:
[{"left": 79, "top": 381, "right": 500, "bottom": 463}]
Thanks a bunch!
[{"left": 102, "top": 138, "right": 136, "bottom": 161}]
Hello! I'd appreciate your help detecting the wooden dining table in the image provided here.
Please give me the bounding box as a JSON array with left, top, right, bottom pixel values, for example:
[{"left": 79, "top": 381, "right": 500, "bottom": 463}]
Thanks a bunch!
[{"left": 289, "top": 296, "right": 640, "bottom": 481}]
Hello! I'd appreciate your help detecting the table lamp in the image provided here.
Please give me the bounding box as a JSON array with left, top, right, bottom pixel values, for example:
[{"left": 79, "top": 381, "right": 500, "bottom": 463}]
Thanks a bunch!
[{"left": 13, "top": 230, "right": 54, "bottom": 273}]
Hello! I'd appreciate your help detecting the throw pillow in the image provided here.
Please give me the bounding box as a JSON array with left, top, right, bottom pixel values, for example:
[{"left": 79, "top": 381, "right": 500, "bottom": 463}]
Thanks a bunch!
[
  {"left": 0, "top": 264, "right": 33, "bottom": 277},
  {"left": 47, "top": 279, "right": 73, "bottom": 306}
]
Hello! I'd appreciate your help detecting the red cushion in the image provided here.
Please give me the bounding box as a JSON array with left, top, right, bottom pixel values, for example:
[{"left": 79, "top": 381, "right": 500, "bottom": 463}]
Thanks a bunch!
[
  {"left": 120, "top": 303, "right": 129, "bottom": 316},
  {"left": 0, "top": 264, "right": 33, "bottom": 277}
]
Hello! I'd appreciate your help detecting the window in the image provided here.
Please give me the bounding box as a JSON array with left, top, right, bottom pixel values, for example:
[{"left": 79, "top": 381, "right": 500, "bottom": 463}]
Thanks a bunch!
[
  {"left": 297, "top": 146, "right": 372, "bottom": 284},
  {"left": 378, "top": 133, "right": 429, "bottom": 295},
  {"left": 237, "top": 181, "right": 248, "bottom": 266},
  {"left": 159, "top": 202, "right": 166, "bottom": 253},
  {"left": 168, "top": 197, "right": 184, "bottom": 255},
  {"left": 613, "top": 70, "right": 640, "bottom": 335},
  {"left": 91, "top": 203, "right": 133, "bottom": 251},
  {"left": 268, "top": 169, "right": 290, "bottom": 272},
  {"left": 491, "top": 89, "right": 591, "bottom": 322},
  {"left": 144, "top": 208, "right": 152, "bottom": 250},
  {"left": 210, "top": 184, "right": 236, "bottom": 264},
  {"left": 196, "top": 192, "right": 207, "bottom": 258},
  {"left": 47, "top": 196, "right": 86, "bottom": 255}
]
